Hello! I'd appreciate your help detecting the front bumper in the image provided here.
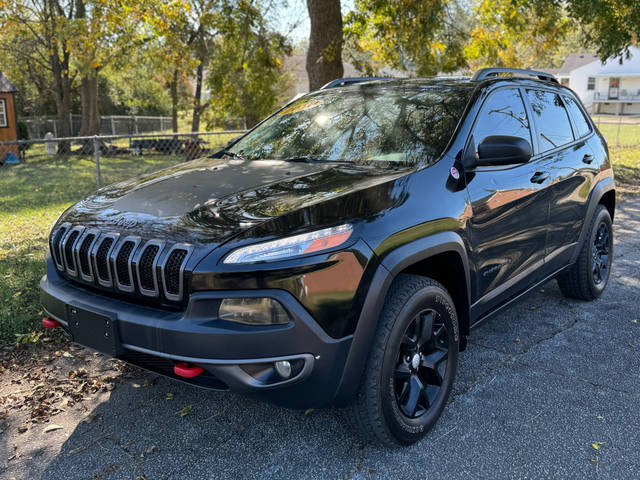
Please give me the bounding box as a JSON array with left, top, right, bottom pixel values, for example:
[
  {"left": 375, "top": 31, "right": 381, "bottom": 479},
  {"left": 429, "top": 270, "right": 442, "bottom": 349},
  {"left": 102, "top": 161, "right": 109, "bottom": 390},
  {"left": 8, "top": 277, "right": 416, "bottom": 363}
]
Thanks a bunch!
[{"left": 40, "top": 265, "right": 353, "bottom": 409}]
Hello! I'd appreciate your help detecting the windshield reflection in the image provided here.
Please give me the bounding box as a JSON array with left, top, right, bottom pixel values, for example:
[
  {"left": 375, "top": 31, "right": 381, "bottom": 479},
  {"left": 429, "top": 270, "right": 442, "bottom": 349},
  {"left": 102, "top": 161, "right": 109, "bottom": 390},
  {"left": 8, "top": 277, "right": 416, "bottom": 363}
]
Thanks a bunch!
[{"left": 230, "top": 86, "right": 472, "bottom": 166}]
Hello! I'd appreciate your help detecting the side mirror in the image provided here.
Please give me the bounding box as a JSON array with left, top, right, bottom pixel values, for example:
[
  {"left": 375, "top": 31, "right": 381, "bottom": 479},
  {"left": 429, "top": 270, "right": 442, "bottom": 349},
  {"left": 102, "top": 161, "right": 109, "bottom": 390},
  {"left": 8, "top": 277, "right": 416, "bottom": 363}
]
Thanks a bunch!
[{"left": 476, "top": 135, "right": 532, "bottom": 166}]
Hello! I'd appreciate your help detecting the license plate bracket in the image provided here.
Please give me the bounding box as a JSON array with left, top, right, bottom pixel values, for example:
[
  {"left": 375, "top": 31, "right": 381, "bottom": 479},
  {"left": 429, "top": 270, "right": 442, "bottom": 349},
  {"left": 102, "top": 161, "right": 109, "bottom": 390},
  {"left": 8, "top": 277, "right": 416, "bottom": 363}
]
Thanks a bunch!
[{"left": 66, "top": 305, "right": 119, "bottom": 356}]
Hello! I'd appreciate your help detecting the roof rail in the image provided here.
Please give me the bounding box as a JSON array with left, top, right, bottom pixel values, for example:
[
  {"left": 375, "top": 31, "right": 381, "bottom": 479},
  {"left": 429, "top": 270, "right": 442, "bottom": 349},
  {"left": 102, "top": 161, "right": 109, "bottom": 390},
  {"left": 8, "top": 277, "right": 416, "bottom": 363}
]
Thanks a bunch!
[
  {"left": 320, "top": 77, "right": 390, "bottom": 89},
  {"left": 471, "top": 68, "right": 558, "bottom": 84}
]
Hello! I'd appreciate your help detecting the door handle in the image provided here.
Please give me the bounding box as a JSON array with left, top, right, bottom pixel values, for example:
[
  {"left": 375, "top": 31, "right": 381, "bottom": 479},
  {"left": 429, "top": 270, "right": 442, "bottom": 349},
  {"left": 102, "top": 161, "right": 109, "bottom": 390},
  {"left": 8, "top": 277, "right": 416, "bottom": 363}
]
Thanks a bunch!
[
  {"left": 530, "top": 171, "right": 549, "bottom": 184},
  {"left": 582, "top": 154, "right": 594, "bottom": 164}
]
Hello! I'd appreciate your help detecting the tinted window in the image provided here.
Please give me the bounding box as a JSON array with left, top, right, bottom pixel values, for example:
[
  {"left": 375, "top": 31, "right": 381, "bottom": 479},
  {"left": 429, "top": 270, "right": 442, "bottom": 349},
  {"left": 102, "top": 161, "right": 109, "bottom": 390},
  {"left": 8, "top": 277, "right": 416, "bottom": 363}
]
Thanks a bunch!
[
  {"left": 230, "top": 87, "right": 473, "bottom": 166},
  {"left": 526, "top": 89, "right": 574, "bottom": 151},
  {"left": 472, "top": 88, "right": 531, "bottom": 151},
  {"left": 563, "top": 95, "right": 591, "bottom": 138}
]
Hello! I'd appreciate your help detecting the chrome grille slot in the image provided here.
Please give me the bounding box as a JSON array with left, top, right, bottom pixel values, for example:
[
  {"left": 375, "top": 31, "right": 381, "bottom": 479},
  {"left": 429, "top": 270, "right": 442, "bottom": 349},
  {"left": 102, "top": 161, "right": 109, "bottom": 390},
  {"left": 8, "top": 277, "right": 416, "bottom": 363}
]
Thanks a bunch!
[
  {"left": 161, "top": 245, "right": 192, "bottom": 302},
  {"left": 61, "top": 226, "right": 84, "bottom": 276},
  {"left": 116, "top": 242, "right": 135, "bottom": 285},
  {"left": 94, "top": 235, "right": 117, "bottom": 286},
  {"left": 78, "top": 235, "right": 94, "bottom": 275},
  {"left": 50, "top": 224, "right": 69, "bottom": 270},
  {"left": 111, "top": 236, "right": 141, "bottom": 293}
]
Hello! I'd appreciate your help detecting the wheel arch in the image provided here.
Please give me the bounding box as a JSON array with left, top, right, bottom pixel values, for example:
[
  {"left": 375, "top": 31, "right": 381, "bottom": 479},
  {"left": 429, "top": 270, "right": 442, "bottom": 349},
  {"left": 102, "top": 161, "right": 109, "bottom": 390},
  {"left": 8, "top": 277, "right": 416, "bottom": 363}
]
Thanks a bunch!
[
  {"left": 331, "top": 231, "right": 471, "bottom": 406},
  {"left": 571, "top": 177, "right": 615, "bottom": 264}
]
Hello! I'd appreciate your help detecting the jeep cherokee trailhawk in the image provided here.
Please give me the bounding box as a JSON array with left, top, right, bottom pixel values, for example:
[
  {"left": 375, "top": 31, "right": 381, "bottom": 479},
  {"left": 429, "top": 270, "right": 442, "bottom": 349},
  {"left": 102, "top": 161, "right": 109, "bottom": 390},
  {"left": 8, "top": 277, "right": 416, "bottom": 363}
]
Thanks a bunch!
[{"left": 41, "top": 68, "right": 615, "bottom": 446}]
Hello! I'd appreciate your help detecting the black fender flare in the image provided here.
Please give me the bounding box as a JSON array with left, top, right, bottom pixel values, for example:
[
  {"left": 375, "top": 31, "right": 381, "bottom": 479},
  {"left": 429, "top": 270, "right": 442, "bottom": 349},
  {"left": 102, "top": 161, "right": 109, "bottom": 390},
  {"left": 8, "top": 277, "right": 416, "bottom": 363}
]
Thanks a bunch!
[
  {"left": 331, "top": 231, "right": 471, "bottom": 406},
  {"left": 570, "top": 176, "right": 615, "bottom": 264}
]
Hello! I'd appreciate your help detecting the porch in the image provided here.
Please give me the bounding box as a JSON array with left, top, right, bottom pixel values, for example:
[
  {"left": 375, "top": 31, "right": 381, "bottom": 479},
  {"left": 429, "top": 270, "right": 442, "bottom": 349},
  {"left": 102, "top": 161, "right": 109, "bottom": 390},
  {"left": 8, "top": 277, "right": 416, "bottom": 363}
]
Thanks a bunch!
[{"left": 591, "top": 74, "right": 640, "bottom": 115}]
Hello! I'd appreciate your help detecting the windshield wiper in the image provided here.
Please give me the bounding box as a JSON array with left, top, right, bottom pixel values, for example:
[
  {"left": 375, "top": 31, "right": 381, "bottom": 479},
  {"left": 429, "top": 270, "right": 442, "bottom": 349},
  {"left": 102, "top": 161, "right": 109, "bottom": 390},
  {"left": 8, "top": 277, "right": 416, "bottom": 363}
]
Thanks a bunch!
[
  {"left": 220, "top": 150, "right": 247, "bottom": 161},
  {"left": 279, "top": 156, "right": 350, "bottom": 164}
]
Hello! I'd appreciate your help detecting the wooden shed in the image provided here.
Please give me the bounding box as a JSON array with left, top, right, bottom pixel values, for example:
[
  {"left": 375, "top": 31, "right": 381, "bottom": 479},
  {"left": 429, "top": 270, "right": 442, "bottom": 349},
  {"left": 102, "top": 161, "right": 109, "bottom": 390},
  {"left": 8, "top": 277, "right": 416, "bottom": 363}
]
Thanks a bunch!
[{"left": 0, "top": 70, "right": 19, "bottom": 162}]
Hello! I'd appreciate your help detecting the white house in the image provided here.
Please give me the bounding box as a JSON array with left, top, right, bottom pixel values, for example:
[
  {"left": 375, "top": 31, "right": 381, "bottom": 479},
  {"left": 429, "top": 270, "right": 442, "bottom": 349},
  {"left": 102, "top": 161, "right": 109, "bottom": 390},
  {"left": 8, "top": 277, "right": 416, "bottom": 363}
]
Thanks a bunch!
[{"left": 552, "top": 46, "right": 640, "bottom": 115}]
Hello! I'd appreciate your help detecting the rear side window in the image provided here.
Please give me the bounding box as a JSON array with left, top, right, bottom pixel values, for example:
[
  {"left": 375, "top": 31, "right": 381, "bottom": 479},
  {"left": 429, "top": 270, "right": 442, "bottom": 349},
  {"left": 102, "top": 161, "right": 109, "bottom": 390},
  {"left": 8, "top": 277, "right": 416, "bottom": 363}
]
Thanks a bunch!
[
  {"left": 472, "top": 88, "right": 532, "bottom": 151},
  {"left": 526, "top": 89, "right": 574, "bottom": 151},
  {"left": 563, "top": 95, "right": 591, "bottom": 138}
]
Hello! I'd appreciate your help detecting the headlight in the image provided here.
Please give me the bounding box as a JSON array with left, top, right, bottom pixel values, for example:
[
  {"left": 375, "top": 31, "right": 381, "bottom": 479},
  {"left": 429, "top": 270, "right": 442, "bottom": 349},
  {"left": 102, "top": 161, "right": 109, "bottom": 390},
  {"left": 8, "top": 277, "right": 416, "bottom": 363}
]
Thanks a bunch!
[
  {"left": 223, "top": 224, "right": 353, "bottom": 264},
  {"left": 218, "top": 298, "right": 289, "bottom": 325}
]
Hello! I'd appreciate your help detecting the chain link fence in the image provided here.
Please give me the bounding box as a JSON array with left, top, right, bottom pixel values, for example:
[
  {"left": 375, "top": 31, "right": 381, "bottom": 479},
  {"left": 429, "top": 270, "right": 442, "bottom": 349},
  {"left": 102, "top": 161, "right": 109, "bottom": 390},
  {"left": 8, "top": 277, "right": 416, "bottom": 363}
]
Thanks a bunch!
[
  {"left": 23, "top": 115, "right": 248, "bottom": 138},
  {"left": 592, "top": 114, "right": 640, "bottom": 148},
  {"left": 0, "top": 130, "right": 245, "bottom": 187},
  {"left": 23, "top": 115, "right": 177, "bottom": 138}
]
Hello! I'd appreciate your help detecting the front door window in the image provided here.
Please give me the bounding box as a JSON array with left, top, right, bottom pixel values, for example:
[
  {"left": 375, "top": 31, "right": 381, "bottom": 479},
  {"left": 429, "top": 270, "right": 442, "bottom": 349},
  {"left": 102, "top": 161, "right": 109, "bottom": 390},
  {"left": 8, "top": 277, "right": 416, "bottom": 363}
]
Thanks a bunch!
[{"left": 608, "top": 78, "right": 620, "bottom": 99}]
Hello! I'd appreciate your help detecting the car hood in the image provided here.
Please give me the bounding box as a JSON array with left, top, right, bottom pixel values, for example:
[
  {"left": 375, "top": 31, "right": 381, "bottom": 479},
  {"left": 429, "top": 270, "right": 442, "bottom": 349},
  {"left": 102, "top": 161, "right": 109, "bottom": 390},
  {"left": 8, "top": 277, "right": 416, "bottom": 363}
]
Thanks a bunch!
[{"left": 58, "top": 157, "right": 410, "bottom": 245}]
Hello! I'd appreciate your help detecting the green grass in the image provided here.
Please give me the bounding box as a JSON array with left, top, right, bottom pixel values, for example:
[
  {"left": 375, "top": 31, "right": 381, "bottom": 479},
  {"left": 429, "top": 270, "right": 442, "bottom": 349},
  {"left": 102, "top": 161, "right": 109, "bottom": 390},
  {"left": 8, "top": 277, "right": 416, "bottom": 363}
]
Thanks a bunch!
[
  {"left": 598, "top": 123, "right": 640, "bottom": 148},
  {"left": 0, "top": 139, "right": 638, "bottom": 346}
]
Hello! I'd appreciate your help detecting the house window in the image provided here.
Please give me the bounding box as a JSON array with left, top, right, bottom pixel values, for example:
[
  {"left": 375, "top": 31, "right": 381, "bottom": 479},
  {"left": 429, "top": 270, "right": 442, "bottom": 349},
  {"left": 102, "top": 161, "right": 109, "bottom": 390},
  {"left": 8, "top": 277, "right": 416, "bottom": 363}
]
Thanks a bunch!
[
  {"left": 587, "top": 77, "right": 596, "bottom": 90},
  {"left": 0, "top": 99, "right": 7, "bottom": 128}
]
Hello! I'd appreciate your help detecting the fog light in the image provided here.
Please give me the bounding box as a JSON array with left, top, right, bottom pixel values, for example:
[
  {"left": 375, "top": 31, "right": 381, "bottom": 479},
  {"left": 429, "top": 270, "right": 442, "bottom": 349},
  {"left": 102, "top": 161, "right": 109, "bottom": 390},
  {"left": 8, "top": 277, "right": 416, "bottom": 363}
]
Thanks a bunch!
[
  {"left": 274, "top": 360, "right": 292, "bottom": 379},
  {"left": 218, "top": 297, "right": 289, "bottom": 325}
]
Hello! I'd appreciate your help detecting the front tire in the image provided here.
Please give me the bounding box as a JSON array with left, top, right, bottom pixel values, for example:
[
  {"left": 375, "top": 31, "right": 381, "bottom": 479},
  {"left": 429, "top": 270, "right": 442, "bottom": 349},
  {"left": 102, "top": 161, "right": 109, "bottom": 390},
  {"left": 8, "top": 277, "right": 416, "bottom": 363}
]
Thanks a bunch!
[
  {"left": 557, "top": 205, "right": 613, "bottom": 300},
  {"left": 349, "top": 274, "right": 459, "bottom": 447}
]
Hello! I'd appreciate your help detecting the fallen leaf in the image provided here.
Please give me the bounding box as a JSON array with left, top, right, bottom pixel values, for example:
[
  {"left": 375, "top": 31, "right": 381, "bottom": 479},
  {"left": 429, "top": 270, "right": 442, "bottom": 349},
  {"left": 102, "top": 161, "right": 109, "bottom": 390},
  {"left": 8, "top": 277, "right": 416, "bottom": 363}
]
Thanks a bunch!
[
  {"left": 43, "top": 424, "right": 64, "bottom": 433},
  {"left": 63, "top": 351, "right": 74, "bottom": 358},
  {"left": 529, "top": 305, "right": 537, "bottom": 311},
  {"left": 17, "top": 425, "right": 28, "bottom": 433},
  {"left": 596, "top": 415, "right": 604, "bottom": 420},
  {"left": 515, "top": 337, "right": 520, "bottom": 343},
  {"left": 592, "top": 441, "right": 605, "bottom": 450},
  {"left": 165, "top": 392, "right": 174, "bottom": 400},
  {"left": 304, "top": 408, "right": 314, "bottom": 416},
  {"left": 178, "top": 405, "right": 192, "bottom": 417},
  {"left": 131, "top": 383, "right": 141, "bottom": 388},
  {"left": 145, "top": 445, "right": 157, "bottom": 454}
]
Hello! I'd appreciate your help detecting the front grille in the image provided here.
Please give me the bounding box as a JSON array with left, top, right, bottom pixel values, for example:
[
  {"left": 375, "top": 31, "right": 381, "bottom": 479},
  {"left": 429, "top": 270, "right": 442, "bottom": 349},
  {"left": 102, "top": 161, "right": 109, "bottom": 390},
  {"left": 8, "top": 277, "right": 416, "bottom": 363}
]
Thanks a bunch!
[{"left": 50, "top": 224, "right": 191, "bottom": 302}]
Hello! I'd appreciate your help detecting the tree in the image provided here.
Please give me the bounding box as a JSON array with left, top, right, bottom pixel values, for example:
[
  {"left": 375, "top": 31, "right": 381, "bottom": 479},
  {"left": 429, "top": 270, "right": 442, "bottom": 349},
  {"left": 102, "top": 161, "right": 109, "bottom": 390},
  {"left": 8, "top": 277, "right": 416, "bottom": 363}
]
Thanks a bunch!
[
  {"left": 70, "top": 0, "right": 165, "bottom": 136},
  {"left": 465, "top": 0, "right": 570, "bottom": 69},
  {"left": 205, "top": 2, "right": 292, "bottom": 128},
  {"left": 466, "top": 0, "right": 639, "bottom": 68},
  {"left": 306, "top": 0, "right": 343, "bottom": 90},
  {"left": 345, "top": 0, "right": 469, "bottom": 76},
  {"left": 0, "top": 0, "right": 77, "bottom": 150}
]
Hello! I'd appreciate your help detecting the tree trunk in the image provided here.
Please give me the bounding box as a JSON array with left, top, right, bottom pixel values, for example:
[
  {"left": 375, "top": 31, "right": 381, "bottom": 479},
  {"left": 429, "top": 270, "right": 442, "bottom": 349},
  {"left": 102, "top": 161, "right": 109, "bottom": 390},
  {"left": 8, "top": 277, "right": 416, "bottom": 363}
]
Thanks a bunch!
[
  {"left": 78, "top": 70, "right": 100, "bottom": 136},
  {"left": 191, "top": 61, "right": 204, "bottom": 132},
  {"left": 306, "top": 0, "right": 344, "bottom": 91},
  {"left": 170, "top": 68, "right": 179, "bottom": 133},
  {"left": 50, "top": 48, "right": 72, "bottom": 153}
]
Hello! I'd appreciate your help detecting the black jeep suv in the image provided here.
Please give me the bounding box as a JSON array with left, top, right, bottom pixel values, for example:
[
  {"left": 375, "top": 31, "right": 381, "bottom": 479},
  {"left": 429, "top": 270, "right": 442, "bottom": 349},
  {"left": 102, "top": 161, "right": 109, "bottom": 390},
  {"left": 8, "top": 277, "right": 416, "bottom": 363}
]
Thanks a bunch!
[{"left": 41, "top": 68, "right": 615, "bottom": 446}]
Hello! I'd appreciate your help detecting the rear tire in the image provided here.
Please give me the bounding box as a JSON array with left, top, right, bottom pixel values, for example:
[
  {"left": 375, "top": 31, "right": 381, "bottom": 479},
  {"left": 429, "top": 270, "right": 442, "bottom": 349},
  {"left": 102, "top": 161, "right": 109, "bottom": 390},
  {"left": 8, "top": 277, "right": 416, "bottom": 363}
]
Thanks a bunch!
[
  {"left": 348, "top": 274, "right": 459, "bottom": 447},
  {"left": 557, "top": 205, "right": 613, "bottom": 300}
]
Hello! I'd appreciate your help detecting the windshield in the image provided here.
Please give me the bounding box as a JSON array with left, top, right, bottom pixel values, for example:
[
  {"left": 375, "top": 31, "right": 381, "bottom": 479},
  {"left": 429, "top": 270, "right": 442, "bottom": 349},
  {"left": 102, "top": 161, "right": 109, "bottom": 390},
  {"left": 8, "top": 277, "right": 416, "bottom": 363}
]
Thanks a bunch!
[{"left": 229, "top": 86, "right": 472, "bottom": 166}]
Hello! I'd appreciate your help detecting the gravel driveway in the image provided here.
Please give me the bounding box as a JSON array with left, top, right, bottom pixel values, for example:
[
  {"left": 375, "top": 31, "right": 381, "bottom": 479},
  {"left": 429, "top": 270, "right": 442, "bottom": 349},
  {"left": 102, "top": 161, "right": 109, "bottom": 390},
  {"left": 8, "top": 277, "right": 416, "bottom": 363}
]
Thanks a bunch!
[{"left": 2, "top": 197, "right": 639, "bottom": 480}]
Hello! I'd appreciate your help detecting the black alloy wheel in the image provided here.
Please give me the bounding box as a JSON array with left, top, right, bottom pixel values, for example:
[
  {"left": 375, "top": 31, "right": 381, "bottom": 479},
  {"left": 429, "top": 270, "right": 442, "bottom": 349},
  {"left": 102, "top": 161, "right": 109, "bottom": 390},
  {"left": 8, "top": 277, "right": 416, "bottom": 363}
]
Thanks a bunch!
[
  {"left": 592, "top": 221, "right": 612, "bottom": 286},
  {"left": 394, "top": 309, "right": 449, "bottom": 419},
  {"left": 349, "top": 274, "right": 459, "bottom": 447},
  {"left": 557, "top": 205, "right": 613, "bottom": 300}
]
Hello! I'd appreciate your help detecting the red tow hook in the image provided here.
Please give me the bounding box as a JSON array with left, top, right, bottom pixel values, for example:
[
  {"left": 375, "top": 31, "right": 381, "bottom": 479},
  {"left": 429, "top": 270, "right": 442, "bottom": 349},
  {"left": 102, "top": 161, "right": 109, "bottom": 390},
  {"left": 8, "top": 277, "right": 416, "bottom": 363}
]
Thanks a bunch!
[
  {"left": 174, "top": 362, "right": 204, "bottom": 378},
  {"left": 42, "top": 317, "right": 61, "bottom": 329}
]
